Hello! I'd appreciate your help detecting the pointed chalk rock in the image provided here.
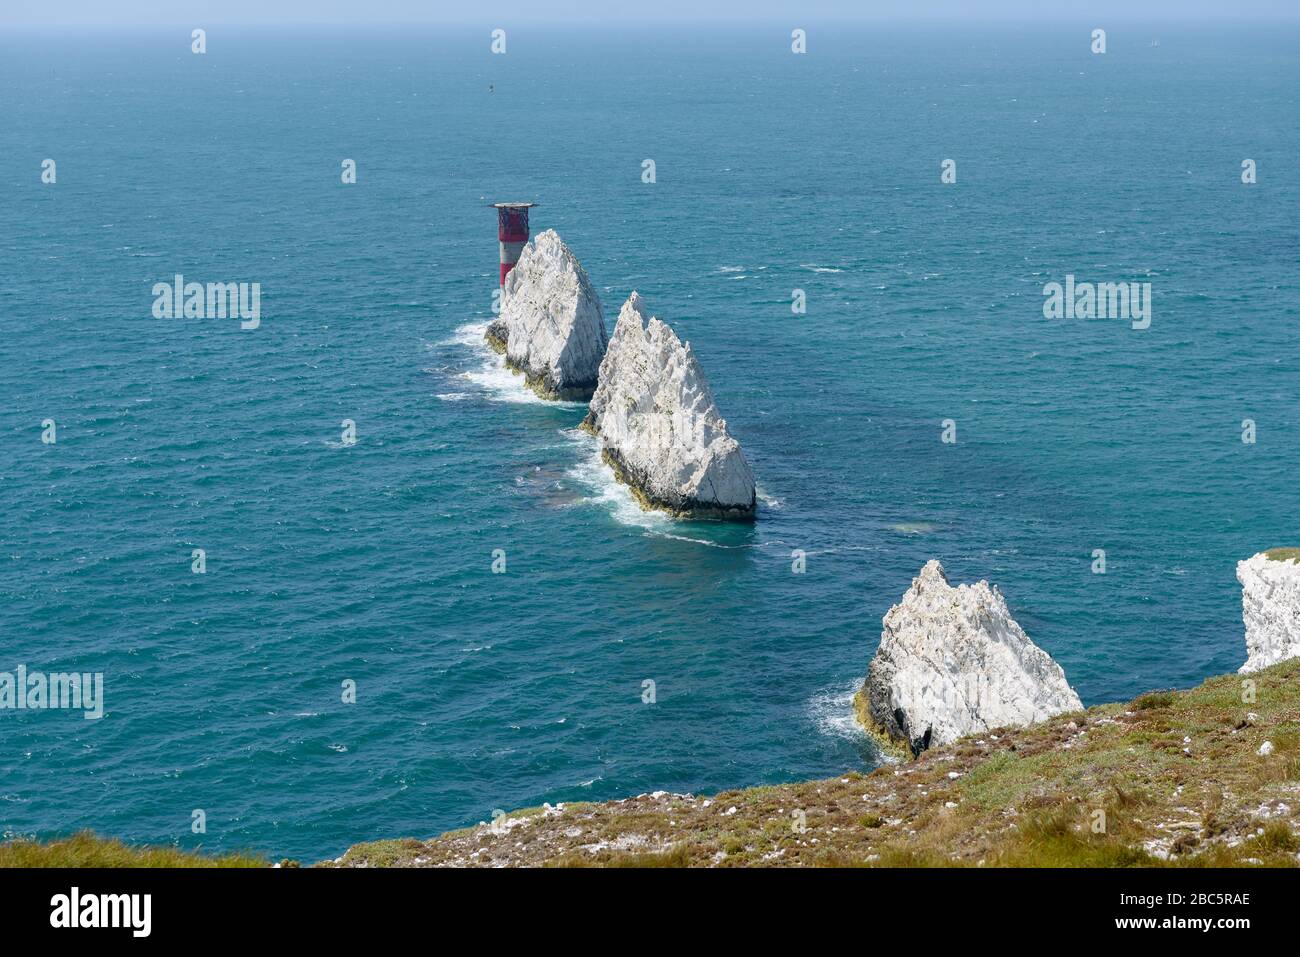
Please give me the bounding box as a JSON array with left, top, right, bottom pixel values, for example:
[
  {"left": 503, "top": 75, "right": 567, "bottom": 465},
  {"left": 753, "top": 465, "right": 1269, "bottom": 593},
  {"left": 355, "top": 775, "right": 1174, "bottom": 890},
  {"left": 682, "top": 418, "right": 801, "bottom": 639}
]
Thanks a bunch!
[
  {"left": 582, "top": 292, "right": 756, "bottom": 520},
  {"left": 858, "top": 560, "right": 1082, "bottom": 755},
  {"left": 485, "top": 229, "right": 607, "bottom": 400},
  {"left": 1238, "top": 551, "right": 1300, "bottom": 673}
]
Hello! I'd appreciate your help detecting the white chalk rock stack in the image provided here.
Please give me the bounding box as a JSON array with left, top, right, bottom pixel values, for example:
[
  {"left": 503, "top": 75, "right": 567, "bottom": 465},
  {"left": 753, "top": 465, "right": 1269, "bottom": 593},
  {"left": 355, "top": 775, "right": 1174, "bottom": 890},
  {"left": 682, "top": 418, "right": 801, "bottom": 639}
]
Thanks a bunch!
[
  {"left": 582, "top": 292, "right": 756, "bottom": 521},
  {"left": 857, "top": 560, "right": 1082, "bottom": 755},
  {"left": 1237, "top": 551, "right": 1300, "bottom": 673},
  {"left": 485, "top": 229, "right": 607, "bottom": 400}
]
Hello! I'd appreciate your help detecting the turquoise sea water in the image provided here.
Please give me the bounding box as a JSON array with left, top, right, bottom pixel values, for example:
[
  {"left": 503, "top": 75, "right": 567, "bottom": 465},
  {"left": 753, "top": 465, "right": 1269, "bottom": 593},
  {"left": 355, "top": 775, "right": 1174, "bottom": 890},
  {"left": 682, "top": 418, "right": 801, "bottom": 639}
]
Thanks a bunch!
[{"left": 1, "top": 23, "right": 1297, "bottom": 861}]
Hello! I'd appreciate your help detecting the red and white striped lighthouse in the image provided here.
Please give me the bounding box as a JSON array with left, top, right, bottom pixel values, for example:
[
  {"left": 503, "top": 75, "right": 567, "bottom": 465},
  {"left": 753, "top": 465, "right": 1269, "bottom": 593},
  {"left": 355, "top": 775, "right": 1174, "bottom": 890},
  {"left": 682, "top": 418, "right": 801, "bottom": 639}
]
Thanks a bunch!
[{"left": 493, "top": 202, "right": 536, "bottom": 286}]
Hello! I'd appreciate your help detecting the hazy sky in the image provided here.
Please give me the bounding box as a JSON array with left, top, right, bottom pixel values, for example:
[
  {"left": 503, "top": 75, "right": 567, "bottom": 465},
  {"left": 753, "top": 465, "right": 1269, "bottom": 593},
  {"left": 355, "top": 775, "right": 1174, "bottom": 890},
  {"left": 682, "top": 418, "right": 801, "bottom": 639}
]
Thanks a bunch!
[{"left": 4, "top": 0, "right": 1298, "bottom": 28}]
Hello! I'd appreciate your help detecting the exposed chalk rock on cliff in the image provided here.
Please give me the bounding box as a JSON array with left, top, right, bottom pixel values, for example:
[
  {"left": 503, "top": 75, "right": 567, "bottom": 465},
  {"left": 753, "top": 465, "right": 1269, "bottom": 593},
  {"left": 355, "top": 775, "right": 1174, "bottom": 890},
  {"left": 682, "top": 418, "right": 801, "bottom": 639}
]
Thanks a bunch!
[
  {"left": 856, "top": 560, "right": 1082, "bottom": 756},
  {"left": 581, "top": 292, "right": 756, "bottom": 521},
  {"left": 1238, "top": 550, "right": 1300, "bottom": 673},
  {"left": 484, "top": 229, "right": 607, "bottom": 400}
]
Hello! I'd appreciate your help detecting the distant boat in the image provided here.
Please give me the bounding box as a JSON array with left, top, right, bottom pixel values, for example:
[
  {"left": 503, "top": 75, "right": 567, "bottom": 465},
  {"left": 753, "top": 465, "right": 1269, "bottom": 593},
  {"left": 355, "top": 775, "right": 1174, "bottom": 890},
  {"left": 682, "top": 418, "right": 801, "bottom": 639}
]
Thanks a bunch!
[{"left": 1150, "top": 39, "right": 1160, "bottom": 48}]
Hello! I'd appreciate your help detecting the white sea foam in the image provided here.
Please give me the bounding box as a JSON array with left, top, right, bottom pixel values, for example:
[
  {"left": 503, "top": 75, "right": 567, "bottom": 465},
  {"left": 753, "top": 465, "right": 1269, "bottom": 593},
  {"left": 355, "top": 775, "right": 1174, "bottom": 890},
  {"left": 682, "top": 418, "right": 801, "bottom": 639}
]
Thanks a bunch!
[
  {"left": 437, "top": 322, "right": 488, "bottom": 349},
  {"left": 800, "top": 264, "right": 844, "bottom": 273},
  {"left": 560, "top": 428, "right": 782, "bottom": 548},
  {"left": 563, "top": 429, "right": 738, "bottom": 546},
  {"left": 562, "top": 428, "right": 676, "bottom": 531},
  {"left": 807, "top": 679, "right": 869, "bottom": 742},
  {"left": 461, "top": 359, "right": 548, "bottom": 405},
  {"left": 445, "top": 321, "right": 586, "bottom": 408},
  {"left": 888, "top": 521, "right": 937, "bottom": 535}
]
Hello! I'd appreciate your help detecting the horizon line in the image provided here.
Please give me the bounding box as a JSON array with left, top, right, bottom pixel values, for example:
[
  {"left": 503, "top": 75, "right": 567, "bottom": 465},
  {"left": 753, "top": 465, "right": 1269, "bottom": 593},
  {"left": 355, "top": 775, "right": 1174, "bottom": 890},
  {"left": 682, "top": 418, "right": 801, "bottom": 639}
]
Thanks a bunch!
[{"left": 4, "top": 15, "right": 1300, "bottom": 30}]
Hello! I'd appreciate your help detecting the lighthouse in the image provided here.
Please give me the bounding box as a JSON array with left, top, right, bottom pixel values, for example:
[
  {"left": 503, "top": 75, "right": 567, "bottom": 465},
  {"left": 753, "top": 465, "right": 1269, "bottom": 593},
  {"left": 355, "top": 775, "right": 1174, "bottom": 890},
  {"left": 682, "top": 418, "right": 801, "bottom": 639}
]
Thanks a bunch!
[{"left": 493, "top": 202, "right": 536, "bottom": 286}]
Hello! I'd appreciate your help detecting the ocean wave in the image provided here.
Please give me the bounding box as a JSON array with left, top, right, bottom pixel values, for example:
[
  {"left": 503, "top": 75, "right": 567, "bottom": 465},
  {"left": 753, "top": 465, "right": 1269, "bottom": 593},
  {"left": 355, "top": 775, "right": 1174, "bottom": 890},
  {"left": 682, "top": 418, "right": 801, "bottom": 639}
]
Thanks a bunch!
[
  {"left": 652, "top": 529, "right": 759, "bottom": 548},
  {"left": 436, "top": 322, "right": 490, "bottom": 349},
  {"left": 806, "top": 679, "right": 868, "bottom": 742},
  {"left": 442, "top": 321, "right": 585, "bottom": 408},
  {"left": 561, "top": 428, "right": 677, "bottom": 532},
  {"left": 888, "top": 522, "right": 937, "bottom": 535},
  {"left": 560, "top": 429, "right": 784, "bottom": 548}
]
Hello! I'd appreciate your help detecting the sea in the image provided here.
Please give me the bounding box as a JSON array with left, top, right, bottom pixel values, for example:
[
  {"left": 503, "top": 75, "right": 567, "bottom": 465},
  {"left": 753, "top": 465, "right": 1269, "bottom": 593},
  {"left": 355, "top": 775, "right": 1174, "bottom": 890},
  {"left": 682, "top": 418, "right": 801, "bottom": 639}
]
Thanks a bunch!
[{"left": 1, "top": 21, "right": 1297, "bottom": 861}]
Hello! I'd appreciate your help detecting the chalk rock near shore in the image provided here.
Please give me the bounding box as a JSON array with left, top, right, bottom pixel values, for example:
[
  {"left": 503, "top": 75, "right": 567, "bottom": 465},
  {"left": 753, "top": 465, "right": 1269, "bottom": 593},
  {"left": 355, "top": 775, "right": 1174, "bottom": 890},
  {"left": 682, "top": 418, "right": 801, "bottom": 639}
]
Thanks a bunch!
[
  {"left": 857, "top": 560, "right": 1082, "bottom": 755},
  {"left": 1238, "top": 551, "right": 1300, "bottom": 674},
  {"left": 485, "top": 229, "right": 607, "bottom": 400},
  {"left": 582, "top": 292, "right": 756, "bottom": 520}
]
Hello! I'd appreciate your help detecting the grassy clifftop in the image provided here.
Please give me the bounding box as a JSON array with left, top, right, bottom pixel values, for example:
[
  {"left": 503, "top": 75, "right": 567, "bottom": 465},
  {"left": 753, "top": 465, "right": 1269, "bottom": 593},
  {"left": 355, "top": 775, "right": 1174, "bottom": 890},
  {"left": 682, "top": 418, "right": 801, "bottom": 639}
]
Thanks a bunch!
[
  {"left": 0, "top": 832, "right": 266, "bottom": 867},
  {"left": 334, "top": 658, "right": 1300, "bottom": 867},
  {"left": 6, "top": 660, "right": 1297, "bottom": 868}
]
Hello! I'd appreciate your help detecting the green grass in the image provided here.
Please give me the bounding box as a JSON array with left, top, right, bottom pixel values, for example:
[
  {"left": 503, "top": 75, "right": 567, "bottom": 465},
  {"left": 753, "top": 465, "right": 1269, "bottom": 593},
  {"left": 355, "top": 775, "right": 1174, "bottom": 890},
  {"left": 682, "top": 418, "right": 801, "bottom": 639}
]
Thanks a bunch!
[
  {"left": 13, "top": 659, "right": 1300, "bottom": 869},
  {"left": 330, "top": 838, "right": 427, "bottom": 867},
  {"left": 0, "top": 831, "right": 268, "bottom": 868},
  {"left": 546, "top": 845, "right": 695, "bottom": 868},
  {"left": 336, "top": 657, "right": 1300, "bottom": 868},
  {"left": 1257, "top": 821, "right": 1299, "bottom": 853},
  {"left": 1265, "top": 548, "right": 1300, "bottom": 562},
  {"left": 987, "top": 805, "right": 1159, "bottom": 868},
  {"left": 1132, "top": 690, "right": 1177, "bottom": 710}
]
